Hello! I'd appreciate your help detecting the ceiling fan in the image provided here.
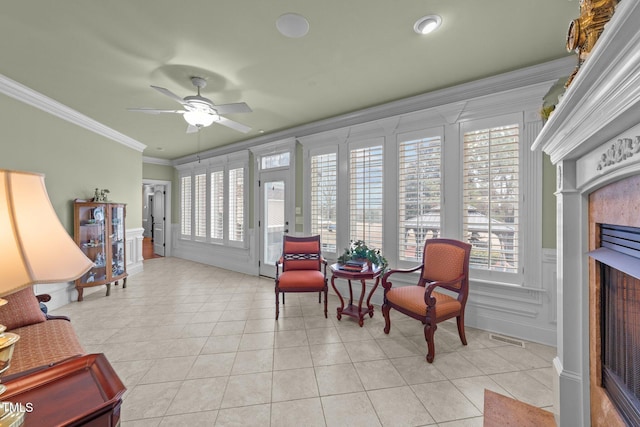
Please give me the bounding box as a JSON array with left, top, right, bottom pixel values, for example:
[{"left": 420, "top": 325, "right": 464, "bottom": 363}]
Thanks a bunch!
[{"left": 128, "top": 77, "right": 252, "bottom": 133}]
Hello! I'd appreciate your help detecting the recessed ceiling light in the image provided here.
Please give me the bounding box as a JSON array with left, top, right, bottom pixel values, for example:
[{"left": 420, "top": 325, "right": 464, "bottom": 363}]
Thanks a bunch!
[
  {"left": 276, "top": 13, "right": 309, "bottom": 38},
  {"left": 414, "top": 15, "right": 442, "bottom": 35}
]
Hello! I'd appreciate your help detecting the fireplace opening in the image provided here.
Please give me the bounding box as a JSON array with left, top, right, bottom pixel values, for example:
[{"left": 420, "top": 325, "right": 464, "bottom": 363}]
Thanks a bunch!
[{"left": 593, "top": 224, "right": 640, "bottom": 426}]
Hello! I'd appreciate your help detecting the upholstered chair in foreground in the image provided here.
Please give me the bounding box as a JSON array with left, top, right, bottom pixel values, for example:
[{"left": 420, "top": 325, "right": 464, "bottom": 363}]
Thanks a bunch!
[
  {"left": 382, "top": 238, "right": 471, "bottom": 362},
  {"left": 275, "top": 235, "right": 328, "bottom": 320}
]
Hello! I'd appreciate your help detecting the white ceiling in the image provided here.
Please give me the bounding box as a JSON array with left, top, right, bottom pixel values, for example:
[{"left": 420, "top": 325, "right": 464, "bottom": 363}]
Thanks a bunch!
[{"left": 0, "top": 1, "right": 578, "bottom": 160}]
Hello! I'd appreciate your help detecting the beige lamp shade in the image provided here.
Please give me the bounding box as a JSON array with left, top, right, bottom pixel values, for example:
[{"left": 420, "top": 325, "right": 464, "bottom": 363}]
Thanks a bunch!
[{"left": 0, "top": 169, "right": 93, "bottom": 297}]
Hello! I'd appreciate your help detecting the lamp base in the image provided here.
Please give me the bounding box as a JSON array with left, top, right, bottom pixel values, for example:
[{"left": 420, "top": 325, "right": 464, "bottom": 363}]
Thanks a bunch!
[{"left": 0, "top": 404, "right": 24, "bottom": 426}]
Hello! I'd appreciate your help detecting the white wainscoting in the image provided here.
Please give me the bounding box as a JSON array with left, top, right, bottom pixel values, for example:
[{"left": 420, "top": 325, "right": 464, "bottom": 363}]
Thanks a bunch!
[
  {"left": 171, "top": 225, "right": 259, "bottom": 276},
  {"left": 34, "top": 227, "right": 145, "bottom": 311}
]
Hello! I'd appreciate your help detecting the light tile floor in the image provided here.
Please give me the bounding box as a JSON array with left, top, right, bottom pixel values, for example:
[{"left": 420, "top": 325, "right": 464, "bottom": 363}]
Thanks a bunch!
[{"left": 51, "top": 257, "right": 556, "bottom": 426}]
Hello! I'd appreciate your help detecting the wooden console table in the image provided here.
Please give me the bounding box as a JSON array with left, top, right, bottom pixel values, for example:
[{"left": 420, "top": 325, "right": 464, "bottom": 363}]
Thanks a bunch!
[
  {"left": 330, "top": 263, "right": 382, "bottom": 327},
  {"left": 2, "top": 353, "right": 126, "bottom": 426}
]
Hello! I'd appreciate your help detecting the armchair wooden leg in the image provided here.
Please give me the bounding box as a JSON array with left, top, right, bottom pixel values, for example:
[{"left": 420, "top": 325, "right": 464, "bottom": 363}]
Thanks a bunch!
[
  {"left": 282, "top": 293, "right": 285, "bottom": 304},
  {"left": 318, "top": 291, "right": 321, "bottom": 303},
  {"left": 424, "top": 323, "right": 436, "bottom": 363},
  {"left": 323, "top": 288, "right": 328, "bottom": 318},
  {"left": 275, "top": 289, "right": 280, "bottom": 320},
  {"left": 382, "top": 303, "right": 391, "bottom": 334},
  {"left": 456, "top": 314, "right": 467, "bottom": 345}
]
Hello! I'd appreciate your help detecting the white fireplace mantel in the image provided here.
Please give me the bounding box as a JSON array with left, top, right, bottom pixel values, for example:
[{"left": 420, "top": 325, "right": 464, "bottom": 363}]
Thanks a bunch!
[
  {"left": 531, "top": 1, "right": 640, "bottom": 426},
  {"left": 532, "top": 0, "right": 640, "bottom": 165}
]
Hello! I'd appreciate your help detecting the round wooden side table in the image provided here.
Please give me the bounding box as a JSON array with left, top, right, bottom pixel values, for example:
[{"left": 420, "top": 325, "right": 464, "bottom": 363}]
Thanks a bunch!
[{"left": 330, "top": 263, "right": 382, "bottom": 327}]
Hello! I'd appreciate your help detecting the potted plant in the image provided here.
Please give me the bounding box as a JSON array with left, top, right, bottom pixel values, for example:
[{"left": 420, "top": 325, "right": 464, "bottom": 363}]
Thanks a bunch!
[{"left": 337, "top": 240, "right": 388, "bottom": 271}]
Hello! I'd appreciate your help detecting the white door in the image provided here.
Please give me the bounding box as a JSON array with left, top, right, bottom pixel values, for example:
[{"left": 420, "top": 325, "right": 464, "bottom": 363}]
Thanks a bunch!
[
  {"left": 152, "top": 187, "right": 165, "bottom": 256},
  {"left": 259, "top": 170, "right": 290, "bottom": 277}
]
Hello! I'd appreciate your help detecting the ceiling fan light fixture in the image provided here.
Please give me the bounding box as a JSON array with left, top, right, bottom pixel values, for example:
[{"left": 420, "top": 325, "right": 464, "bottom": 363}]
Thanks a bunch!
[
  {"left": 414, "top": 15, "right": 442, "bottom": 35},
  {"left": 184, "top": 110, "right": 218, "bottom": 127}
]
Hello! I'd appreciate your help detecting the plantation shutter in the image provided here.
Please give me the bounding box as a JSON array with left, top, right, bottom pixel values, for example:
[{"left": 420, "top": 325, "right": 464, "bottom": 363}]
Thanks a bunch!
[
  {"left": 228, "top": 167, "right": 244, "bottom": 242},
  {"left": 180, "top": 175, "right": 192, "bottom": 237},
  {"left": 210, "top": 170, "right": 224, "bottom": 240},
  {"left": 310, "top": 152, "right": 337, "bottom": 253},
  {"left": 194, "top": 173, "right": 207, "bottom": 239},
  {"left": 398, "top": 135, "right": 442, "bottom": 261},
  {"left": 462, "top": 123, "right": 519, "bottom": 272},
  {"left": 349, "top": 145, "right": 383, "bottom": 250}
]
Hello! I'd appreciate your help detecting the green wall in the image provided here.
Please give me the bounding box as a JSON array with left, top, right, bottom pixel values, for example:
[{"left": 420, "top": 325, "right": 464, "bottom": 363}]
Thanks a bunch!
[
  {"left": 0, "top": 94, "right": 143, "bottom": 233},
  {"left": 142, "top": 163, "right": 175, "bottom": 182}
]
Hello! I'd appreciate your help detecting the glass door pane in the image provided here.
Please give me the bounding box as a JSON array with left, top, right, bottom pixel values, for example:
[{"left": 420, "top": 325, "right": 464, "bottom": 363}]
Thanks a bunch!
[{"left": 260, "top": 179, "right": 287, "bottom": 276}]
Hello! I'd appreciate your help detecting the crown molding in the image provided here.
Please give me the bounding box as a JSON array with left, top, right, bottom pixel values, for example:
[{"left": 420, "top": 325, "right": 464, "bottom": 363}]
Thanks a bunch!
[
  {"left": 173, "top": 56, "right": 575, "bottom": 166},
  {"left": 142, "top": 156, "right": 172, "bottom": 166},
  {"left": 0, "top": 74, "right": 146, "bottom": 153}
]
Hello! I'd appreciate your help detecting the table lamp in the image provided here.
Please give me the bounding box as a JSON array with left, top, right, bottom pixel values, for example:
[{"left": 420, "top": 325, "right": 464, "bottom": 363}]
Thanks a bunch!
[{"left": 0, "top": 169, "right": 93, "bottom": 426}]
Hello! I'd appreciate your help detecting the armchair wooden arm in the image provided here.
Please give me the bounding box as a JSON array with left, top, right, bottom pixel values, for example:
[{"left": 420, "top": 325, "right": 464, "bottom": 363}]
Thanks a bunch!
[
  {"left": 381, "top": 265, "right": 423, "bottom": 290},
  {"left": 36, "top": 294, "right": 71, "bottom": 322}
]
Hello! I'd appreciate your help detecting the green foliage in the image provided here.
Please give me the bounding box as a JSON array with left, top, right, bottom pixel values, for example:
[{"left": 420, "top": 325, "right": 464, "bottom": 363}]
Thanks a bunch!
[{"left": 337, "top": 240, "right": 388, "bottom": 271}]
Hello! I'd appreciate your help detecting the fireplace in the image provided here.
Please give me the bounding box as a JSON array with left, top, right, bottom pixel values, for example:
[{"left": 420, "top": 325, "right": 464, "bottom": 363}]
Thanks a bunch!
[
  {"left": 531, "top": 1, "right": 640, "bottom": 424},
  {"left": 588, "top": 177, "right": 640, "bottom": 426},
  {"left": 590, "top": 223, "right": 640, "bottom": 425}
]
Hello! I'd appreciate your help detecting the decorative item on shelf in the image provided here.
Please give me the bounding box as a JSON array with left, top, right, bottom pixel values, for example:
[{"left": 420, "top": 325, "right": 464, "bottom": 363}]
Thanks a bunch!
[
  {"left": 540, "top": 76, "right": 568, "bottom": 124},
  {"left": 565, "top": 0, "right": 619, "bottom": 88},
  {"left": 0, "top": 169, "right": 93, "bottom": 425},
  {"left": 92, "top": 188, "right": 110, "bottom": 203},
  {"left": 337, "top": 240, "right": 388, "bottom": 272}
]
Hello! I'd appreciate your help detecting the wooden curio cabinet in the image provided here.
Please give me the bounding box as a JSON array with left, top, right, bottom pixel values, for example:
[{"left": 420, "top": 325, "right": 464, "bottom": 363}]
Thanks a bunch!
[{"left": 74, "top": 200, "right": 128, "bottom": 301}]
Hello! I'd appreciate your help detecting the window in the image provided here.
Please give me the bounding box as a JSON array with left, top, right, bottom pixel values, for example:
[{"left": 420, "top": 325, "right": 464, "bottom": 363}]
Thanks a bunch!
[
  {"left": 398, "top": 133, "right": 442, "bottom": 261},
  {"left": 350, "top": 145, "right": 383, "bottom": 250},
  {"left": 180, "top": 175, "right": 191, "bottom": 236},
  {"left": 178, "top": 151, "right": 248, "bottom": 246},
  {"left": 228, "top": 167, "right": 244, "bottom": 242},
  {"left": 301, "top": 96, "right": 536, "bottom": 288},
  {"left": 463, "top": 123, "right": 519, "bottom": 273},
  {"left": 194, "top": 173, "right": 207, "bottom": 239},
  {"left": 210, "top": 170, "right": 224, "bottom": 240},
  {"left": 261, "top": 152, "right": 290, "bottom": 170},
  {"left": 310, "top": 152, "right": 337, "bottom": 253}
]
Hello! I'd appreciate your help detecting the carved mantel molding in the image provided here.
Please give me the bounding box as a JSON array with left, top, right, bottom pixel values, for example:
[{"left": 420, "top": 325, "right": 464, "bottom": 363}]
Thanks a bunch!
[{"left": 597, "top": 136, "right": 640, "bottom": 171}]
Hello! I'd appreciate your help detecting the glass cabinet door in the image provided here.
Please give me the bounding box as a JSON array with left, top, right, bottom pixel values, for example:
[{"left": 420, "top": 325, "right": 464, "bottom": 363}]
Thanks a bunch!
[
  {"left": 110, "top": 204, "right": 126, "bottom": 278},
  {"left": 77, "top": 204, "right": 108, "bottom": 284}
]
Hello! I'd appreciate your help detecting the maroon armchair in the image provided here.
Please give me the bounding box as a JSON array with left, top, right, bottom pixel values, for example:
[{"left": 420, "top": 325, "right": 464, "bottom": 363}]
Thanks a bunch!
[
  {"left": 382, "top": 238, "right": 471, "bottom": 362},
  {"left": 275, "top": 235, "right": 328, "bottom": 320}
]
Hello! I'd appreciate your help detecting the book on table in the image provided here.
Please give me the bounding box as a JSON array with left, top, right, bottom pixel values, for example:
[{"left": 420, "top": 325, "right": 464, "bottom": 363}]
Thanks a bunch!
[{"left": 339, "top": 260, "right": 368, "bottom": 272}]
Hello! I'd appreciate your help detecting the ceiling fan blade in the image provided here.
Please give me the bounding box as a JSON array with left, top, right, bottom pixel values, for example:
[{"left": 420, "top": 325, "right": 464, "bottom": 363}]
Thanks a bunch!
[
  {"left": 186, "top": 124, "right": 200, "bottom": 134},
  {"left": 127, "top": 108, "right": 185, "bottom": 115},
  {"left": 151, "top": 85, "right": 188, "bottom": 105},
  {"left": 213, "top": 102, "right": 252, "bottom": 115},
  {"left": 216, "top": 116, "right": 251, "bottom": 133}
]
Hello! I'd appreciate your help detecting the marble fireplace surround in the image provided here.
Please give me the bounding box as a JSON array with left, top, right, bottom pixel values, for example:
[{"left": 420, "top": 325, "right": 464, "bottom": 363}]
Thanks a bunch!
[
  {"left": 532, "top": 1, "right": 640, "bottom": 425},
  {"left": 588, "top": 175, "right": 640, "bottom": 426}
]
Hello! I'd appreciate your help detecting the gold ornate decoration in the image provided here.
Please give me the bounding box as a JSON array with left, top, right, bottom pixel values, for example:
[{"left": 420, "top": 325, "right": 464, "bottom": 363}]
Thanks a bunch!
[{"left": 565, "top": 0, "right": 619, "bottom": 87}]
